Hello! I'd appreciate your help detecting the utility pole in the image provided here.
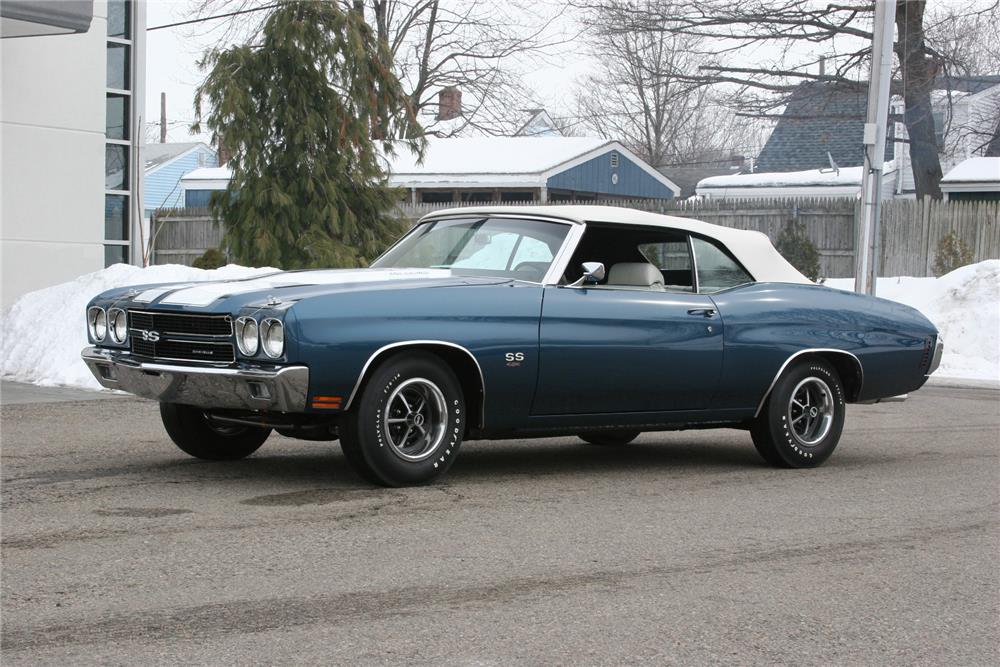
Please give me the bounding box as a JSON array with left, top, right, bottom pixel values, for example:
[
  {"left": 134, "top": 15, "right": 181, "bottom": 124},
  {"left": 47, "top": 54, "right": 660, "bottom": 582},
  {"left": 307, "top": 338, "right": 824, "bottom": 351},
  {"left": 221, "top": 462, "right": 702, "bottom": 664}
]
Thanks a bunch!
[
  {"left": 160, "top": 92, "right": 167, "bottom": 144},
  {"left": 855, "top": 0, "right": 897, "bottom": 294}
]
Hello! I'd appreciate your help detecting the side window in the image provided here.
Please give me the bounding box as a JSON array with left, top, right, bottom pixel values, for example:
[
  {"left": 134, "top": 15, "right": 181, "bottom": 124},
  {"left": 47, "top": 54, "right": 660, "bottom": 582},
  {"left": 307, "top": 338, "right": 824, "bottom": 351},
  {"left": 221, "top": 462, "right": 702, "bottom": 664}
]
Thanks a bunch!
[
  {"left": 638, "top": 240, "right": 694, "bottom": 291},
  {"left": 690, "top": 236, "right": 753, "bottom": 292}
]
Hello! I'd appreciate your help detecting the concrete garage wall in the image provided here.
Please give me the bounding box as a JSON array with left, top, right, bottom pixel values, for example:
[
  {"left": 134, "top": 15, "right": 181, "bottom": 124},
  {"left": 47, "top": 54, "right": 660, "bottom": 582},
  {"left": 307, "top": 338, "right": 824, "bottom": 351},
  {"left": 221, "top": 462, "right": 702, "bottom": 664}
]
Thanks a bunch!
[{"left": 1, "top": 4, "right": 109, "bottom": 307}]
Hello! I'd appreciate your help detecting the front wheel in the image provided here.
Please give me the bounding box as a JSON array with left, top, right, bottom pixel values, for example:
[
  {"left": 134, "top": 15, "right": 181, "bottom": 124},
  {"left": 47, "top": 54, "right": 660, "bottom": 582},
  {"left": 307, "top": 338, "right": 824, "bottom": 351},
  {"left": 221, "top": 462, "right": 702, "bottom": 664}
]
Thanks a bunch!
[
  {"left": 339, "top": 352, "right": 465, "bottom": 487},
  {"left": 160, "top": 402, "right": 271, "bottom": 460},
  {"left": 750, "top": 359, "right": 846, "bottom": 468}
]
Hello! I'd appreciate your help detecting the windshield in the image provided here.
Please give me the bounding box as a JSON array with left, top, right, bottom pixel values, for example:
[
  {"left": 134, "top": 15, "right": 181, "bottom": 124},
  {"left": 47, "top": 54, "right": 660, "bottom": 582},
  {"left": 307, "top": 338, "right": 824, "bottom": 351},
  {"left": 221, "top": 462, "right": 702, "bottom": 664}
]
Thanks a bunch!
[{"left": 372, "top": 217, "right": 571, "bottom": 282}]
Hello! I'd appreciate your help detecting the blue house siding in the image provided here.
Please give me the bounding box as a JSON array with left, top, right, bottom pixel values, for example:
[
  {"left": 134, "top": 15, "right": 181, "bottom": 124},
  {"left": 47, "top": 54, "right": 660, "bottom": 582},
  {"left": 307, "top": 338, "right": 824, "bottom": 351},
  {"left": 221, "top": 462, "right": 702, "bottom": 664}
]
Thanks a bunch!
[
  {"left": 546, "top": 151, "right": 674, "bottom": 199},
  {"left": 145, "top": 147, "right": 218, "bottom": 214}
]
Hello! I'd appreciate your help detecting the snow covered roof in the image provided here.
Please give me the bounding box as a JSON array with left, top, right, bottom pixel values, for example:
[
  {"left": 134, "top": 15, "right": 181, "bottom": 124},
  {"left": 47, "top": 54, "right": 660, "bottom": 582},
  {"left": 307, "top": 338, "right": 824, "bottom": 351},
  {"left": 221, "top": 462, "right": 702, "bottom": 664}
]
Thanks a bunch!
[
  {"left": 143, "top": 142, "right": 210, "bottom": 173},
  {"left": 183, "top": 166, "right": 232, "bottom": 181},
  {"left": 695, "top": 166, "right": 870, "bottom": 199},
  {"left": 699, "top": 166, "right": 864, "bottom": 190},
  {"left": 387, "top": 137, "right": 679, "bottom": 194},
  {"left": 179, "top": 138, "right": 681, "bottom": 196},
  {"left": 420, "top": 205, "right": 810, "bottom": 285},
  {"left": 389, "top": 136, "right": 607, "bottom": 178},
  {"left": 940, "top": 157, "right": 1000, "bottom": 190}
]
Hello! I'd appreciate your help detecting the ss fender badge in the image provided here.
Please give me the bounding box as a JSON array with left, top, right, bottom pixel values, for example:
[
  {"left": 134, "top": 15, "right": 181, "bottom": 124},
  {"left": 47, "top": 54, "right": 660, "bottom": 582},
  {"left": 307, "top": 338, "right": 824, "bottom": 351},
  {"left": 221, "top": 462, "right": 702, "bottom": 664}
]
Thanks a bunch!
[{"left": 505, "top": 351, "right": 525, "bottom": 367}]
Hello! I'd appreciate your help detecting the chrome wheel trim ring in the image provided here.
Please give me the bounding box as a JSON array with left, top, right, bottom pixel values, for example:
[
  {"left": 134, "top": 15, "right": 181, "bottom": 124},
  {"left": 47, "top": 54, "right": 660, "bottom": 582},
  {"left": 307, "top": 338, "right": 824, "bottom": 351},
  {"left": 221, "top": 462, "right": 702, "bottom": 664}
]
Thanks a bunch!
[
  {"left": 383, "top": 377, "right": 448, "bottom": 462},
  {"left": 787, "top": 377, "right": 835, "bottom": 447}
]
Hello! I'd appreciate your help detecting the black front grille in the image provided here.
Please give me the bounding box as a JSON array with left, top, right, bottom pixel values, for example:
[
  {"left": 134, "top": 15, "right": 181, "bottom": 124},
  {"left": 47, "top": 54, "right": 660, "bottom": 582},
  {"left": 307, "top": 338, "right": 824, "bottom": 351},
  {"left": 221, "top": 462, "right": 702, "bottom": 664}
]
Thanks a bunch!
[
  {"left": 129, "top": 335, "right": 235, "bottom": 363},
  {"left": 128, "top": 310, "right": 232, "bottom": 337},
  {"left": 127, "top": 309, "right": 235, "bottom": 363}
]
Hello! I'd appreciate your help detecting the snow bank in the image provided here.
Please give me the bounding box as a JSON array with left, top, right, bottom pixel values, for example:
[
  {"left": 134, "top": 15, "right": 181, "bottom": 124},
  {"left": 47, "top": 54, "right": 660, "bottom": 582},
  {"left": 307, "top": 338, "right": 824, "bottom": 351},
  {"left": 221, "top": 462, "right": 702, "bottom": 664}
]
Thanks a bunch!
[
  {"left": 2, "top": 260, "right": 997, "bottom": 392},
  {"left": 826, "top": 260, "right": 1000, "bottom": 383},
  {"left": 1, "top": 263, "right": 274, "bottom": 390}
]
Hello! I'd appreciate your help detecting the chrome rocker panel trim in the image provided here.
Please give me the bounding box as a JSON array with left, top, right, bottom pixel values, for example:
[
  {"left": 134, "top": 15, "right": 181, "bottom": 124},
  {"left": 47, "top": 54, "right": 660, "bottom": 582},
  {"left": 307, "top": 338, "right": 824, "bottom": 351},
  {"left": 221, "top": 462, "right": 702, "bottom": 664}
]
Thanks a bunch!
[{"left": 81, "top": 347, "right": 309, "bottom": 412}]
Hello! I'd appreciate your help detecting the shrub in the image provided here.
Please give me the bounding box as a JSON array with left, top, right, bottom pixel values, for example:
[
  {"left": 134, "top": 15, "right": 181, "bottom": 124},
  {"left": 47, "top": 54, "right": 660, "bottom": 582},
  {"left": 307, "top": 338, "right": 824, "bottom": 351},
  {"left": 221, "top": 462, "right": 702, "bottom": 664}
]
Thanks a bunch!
[
  {"left": 775, "top": 219, "right": 821, "bottom": 281},
  {"left": 932, "top": 231, "right": 973, "bottom": 277},
  {"left": 192, "top": 248, "right": 227, "bottom": 270}
]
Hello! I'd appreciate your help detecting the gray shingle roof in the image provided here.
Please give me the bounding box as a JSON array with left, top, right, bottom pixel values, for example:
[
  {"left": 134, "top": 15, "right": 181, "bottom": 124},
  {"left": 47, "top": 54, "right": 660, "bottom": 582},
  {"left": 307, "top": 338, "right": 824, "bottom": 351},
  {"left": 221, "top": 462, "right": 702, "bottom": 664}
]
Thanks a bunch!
[{"left": 755, "top": 82, "right": 888, "bottom": 173}]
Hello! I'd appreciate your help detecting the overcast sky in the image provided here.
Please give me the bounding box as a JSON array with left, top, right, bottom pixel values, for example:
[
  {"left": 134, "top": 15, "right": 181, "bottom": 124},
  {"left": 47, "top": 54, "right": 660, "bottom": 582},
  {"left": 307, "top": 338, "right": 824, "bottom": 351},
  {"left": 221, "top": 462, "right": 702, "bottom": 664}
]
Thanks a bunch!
[{"left": 144, "top": 0, "right": 594, "bottom": 144}]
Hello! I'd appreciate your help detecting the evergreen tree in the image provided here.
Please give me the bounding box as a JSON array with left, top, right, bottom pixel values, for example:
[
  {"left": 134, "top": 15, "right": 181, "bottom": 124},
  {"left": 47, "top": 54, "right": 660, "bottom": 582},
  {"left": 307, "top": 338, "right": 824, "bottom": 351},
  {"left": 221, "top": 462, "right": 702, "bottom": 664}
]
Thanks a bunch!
[
  {"left": 194, "top": 0, "right": 424, "bottom": 269},
  {"left": 776, "top": 219, "right": 821, "bottom": 281}
]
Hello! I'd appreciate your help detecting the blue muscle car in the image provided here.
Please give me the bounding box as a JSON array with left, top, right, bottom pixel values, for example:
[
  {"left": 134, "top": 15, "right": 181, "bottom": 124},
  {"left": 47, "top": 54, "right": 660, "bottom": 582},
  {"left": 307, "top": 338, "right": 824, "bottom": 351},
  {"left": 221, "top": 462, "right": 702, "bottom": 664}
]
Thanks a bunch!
[{"left": 82, "top": 206, "right": 943, "bottom": 486}]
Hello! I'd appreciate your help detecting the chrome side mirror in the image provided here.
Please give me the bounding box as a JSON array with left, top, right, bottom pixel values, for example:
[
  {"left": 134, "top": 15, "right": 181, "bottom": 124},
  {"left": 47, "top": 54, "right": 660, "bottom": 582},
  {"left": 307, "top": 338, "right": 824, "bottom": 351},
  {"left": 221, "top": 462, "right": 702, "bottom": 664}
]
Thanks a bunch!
[{"left": 568, "top": 262, "right": 606, "bottom": 287}]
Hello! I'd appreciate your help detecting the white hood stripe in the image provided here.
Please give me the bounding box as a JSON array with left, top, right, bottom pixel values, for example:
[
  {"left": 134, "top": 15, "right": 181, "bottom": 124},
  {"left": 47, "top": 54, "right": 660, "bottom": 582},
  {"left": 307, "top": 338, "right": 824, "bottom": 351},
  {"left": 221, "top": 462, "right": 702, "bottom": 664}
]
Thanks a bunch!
[{"left": 158, "top": 268, "right": 453, "bottom": 306}]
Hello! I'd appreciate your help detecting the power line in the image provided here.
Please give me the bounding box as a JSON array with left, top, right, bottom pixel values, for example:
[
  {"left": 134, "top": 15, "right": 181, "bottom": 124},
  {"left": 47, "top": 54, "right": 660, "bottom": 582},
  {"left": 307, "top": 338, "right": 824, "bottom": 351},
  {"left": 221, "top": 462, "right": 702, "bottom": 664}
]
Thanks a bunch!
[{"left": 147, "top": 3, "right": 280, "bottom": 32}]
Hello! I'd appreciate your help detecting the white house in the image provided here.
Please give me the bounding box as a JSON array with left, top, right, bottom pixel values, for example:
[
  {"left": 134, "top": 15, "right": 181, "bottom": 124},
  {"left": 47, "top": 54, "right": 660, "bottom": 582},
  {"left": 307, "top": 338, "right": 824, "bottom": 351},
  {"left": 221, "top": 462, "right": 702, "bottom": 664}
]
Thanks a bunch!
[{"left": 1, "top": 0, "right": 146, "bottom": 308}]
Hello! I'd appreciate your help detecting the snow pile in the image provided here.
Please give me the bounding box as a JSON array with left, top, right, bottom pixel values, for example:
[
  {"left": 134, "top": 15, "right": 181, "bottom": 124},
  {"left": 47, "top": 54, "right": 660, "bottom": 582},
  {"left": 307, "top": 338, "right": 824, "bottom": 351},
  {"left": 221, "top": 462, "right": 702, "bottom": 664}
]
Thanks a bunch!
[
  {"left": 2, "top": 260, "right": 996, "bottom": 392},
  {"left": 826, "top": 260, "right": 1000, "bottom": 383},
  {"left": 1, "top": 263, "right": 274, "bottom": 390}
]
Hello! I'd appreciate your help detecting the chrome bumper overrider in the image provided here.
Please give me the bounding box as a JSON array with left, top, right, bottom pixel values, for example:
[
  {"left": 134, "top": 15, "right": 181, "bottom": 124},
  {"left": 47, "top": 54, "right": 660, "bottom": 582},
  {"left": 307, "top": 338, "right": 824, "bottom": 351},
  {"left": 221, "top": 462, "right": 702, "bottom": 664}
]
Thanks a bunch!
[
  {"left": 927, "top": 336, "right": 945, "bottom": 376},
  {"left": 81, "top": 347, "right": 309, "bottom": 412}
]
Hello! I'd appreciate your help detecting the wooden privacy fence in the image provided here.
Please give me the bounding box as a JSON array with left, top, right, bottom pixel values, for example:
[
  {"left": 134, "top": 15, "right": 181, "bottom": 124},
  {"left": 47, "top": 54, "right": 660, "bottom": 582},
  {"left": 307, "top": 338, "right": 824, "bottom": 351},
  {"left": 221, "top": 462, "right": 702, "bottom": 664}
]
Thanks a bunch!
[{"left": 151, "top": 198, "right": 999, "bottom": 279}]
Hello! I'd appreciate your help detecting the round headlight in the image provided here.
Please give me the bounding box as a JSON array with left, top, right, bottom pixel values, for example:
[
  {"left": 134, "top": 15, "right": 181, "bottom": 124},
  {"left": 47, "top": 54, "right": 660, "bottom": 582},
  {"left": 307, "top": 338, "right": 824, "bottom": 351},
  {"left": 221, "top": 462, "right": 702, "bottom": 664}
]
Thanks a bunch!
[
  {"left": 89, "top": 307, "right": 107, "bottom": 342},
  {"left": 236, "top": 317, "right": 259, "bottom": 356},
  {"left": 261, "top": 319, "right": 284, "bottom": 358},
  {"left": 109, "top": 308, "right": 128, "bottom": 343}
]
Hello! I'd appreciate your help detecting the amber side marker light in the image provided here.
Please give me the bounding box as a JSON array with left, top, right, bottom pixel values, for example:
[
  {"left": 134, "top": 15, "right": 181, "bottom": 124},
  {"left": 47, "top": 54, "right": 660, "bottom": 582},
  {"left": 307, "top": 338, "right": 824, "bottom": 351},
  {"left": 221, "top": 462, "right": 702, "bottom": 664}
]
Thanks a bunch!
[{"left": 311, "top": 395, "right": 343, "bottom": 409}]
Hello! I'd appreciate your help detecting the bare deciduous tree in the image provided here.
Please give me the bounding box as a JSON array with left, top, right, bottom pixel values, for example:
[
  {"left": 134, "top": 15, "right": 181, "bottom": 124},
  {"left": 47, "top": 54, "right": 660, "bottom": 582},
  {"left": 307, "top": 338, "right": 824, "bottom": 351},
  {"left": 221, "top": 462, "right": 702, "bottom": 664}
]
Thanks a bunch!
[
  {"left": 187, "top": 0, "right": 568, "bottom": 136},
  {"left": 570, "top": 1, "right": 769, "bottom": 168},
  {"left": 573, "top": 0, "right": 1000, "bottom": 199}
]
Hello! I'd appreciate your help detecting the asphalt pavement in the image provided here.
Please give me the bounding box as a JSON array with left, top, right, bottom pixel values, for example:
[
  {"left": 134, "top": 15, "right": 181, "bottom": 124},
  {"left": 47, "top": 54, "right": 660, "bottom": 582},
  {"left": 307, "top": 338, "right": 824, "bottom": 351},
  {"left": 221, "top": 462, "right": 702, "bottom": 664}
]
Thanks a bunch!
[{"left": 1, "top": 381, "right": 998, "bottom": 665}]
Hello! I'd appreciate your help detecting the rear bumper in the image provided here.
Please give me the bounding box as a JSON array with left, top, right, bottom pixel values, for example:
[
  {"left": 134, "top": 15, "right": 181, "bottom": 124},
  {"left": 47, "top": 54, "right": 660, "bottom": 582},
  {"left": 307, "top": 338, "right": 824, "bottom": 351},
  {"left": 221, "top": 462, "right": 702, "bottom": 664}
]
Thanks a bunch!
[{"left": 81, "top": 347, "right": 309, "bottom": 412}]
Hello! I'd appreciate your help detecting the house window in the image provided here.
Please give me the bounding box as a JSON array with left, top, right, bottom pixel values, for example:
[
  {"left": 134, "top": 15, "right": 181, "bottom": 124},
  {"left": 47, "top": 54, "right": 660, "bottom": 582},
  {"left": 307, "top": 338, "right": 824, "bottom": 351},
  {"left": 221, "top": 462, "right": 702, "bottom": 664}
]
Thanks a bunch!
[
  {"left": 107, "top": 0, "right": 130, "bottom": 38},
  {"left": 500, "top": 191, "right": 533, "bottom": 202},
  {"left": 106, "top": 43, "right": 129, "bottom": 90},
  {"left": 421, "top": 191, "right": 454, "bottom": 203},
  {"left": 932, "top": 110, "right": 946, "bottom": 149},
  {"left": 105, "top": 95, "right": 128, "bottom": 140},
  {"left": 185, "top": 190, "right": 215, "bottom": 208},
  {"left": 104, "top": 195, "right": 129, "bottom": 240},
  {"left": 104, "top": 0, "right": 135, "bottom": 266},
  {"left": 610, "top": 151, "right": 619, "bottom": 168}
]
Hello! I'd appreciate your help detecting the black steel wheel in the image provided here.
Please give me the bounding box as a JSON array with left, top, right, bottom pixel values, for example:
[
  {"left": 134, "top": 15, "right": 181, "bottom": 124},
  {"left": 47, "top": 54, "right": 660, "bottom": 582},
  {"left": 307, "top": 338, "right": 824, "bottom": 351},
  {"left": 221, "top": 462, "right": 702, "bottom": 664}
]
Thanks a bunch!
[
  {"left": 340, "top": 352, "right": 465, "bottom": 487},
  {"left": 160, "top": 402, "right": 271, "bottom": 460},
  {"left": 751, "top": 358, "right": 846, "bottom": 468}
]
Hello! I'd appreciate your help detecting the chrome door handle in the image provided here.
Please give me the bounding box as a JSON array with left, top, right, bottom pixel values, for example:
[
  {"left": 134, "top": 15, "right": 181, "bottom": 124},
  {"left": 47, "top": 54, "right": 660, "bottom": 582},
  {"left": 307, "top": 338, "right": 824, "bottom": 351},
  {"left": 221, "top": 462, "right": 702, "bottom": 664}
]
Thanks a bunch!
[{"left": 687, "top": 308, "right": 716, "bottom": 318}]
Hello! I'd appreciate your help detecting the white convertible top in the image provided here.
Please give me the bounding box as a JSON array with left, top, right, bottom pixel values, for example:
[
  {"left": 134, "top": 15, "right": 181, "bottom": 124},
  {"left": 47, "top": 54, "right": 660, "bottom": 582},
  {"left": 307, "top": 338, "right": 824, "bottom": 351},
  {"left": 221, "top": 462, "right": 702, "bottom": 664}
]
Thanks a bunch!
[{"left": 420, "top": 205, "right": 812, "bottom": 285}]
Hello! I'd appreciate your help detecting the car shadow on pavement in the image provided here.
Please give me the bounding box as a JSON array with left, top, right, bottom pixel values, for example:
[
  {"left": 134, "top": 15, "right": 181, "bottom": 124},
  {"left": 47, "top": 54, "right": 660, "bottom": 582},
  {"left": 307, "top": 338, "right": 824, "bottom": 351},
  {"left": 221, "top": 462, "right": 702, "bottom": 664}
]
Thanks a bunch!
[{"left": 166, "top": 433, "right": 772, "bottom": 490}]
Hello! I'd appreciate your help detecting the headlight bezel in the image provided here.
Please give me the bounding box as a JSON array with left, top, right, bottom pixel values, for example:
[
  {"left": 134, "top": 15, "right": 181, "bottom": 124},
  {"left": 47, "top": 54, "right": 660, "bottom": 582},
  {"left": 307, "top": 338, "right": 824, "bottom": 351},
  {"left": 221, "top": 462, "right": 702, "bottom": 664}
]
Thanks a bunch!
[
  {"left": 88, "top": 306, "right": 107, "bottom": 342},
  {"left": 235, "top": 316, "right": 259, "bottom": 356},
  {"left": 260, "top": 318, "right": 284, "bottom": 359},
  {"left": 108, "top": 308, "right": 128, "bottom": 344}
]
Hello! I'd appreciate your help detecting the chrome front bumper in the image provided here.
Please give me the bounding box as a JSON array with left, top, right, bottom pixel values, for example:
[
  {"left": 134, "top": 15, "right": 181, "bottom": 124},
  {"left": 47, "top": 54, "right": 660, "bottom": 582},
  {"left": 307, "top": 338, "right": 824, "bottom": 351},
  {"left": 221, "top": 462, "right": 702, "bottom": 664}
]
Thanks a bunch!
[{"left": 82, "top": 347, "right": 309, "bottom": 412}]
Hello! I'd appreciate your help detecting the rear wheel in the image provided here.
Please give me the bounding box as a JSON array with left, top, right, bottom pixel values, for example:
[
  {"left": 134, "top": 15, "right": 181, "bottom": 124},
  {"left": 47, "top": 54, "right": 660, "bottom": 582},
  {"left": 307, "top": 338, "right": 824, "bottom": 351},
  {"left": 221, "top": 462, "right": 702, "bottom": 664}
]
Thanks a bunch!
[
  {"left": 578, "top": 430, "right": 641, "bottom": 446},
  {"left": 160, "top": 402, "right": 271, "bottom": 460},
  {"left": 751, "top": 359, "right": 845, "bottom": 468},
  {"left": 339, "top": 352, "right": 465, "bottom": 487}
]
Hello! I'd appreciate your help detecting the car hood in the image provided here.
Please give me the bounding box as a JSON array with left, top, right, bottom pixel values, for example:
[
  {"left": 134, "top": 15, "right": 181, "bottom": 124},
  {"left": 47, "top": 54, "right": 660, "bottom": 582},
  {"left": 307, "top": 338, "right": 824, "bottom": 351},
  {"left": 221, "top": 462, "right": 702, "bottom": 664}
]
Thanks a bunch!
[{"left": 95, "top": 268, "right": 511, "bottom": 310}]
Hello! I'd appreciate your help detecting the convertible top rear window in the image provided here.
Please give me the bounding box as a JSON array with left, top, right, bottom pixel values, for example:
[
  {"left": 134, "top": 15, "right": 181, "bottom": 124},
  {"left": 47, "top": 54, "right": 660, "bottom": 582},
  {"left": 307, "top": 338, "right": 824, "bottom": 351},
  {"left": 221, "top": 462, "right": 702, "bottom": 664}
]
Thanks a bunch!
[{"left": 372, "top": 217, "right": 570, "bottom": 282}]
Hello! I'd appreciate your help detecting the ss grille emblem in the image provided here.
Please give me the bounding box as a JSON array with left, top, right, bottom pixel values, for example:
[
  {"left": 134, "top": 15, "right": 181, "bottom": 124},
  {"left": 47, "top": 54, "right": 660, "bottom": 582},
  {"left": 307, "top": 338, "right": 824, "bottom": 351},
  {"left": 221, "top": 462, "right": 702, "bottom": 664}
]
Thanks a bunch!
[{"left": 138, "top": 329, "right": 161, "bottom": 342}]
